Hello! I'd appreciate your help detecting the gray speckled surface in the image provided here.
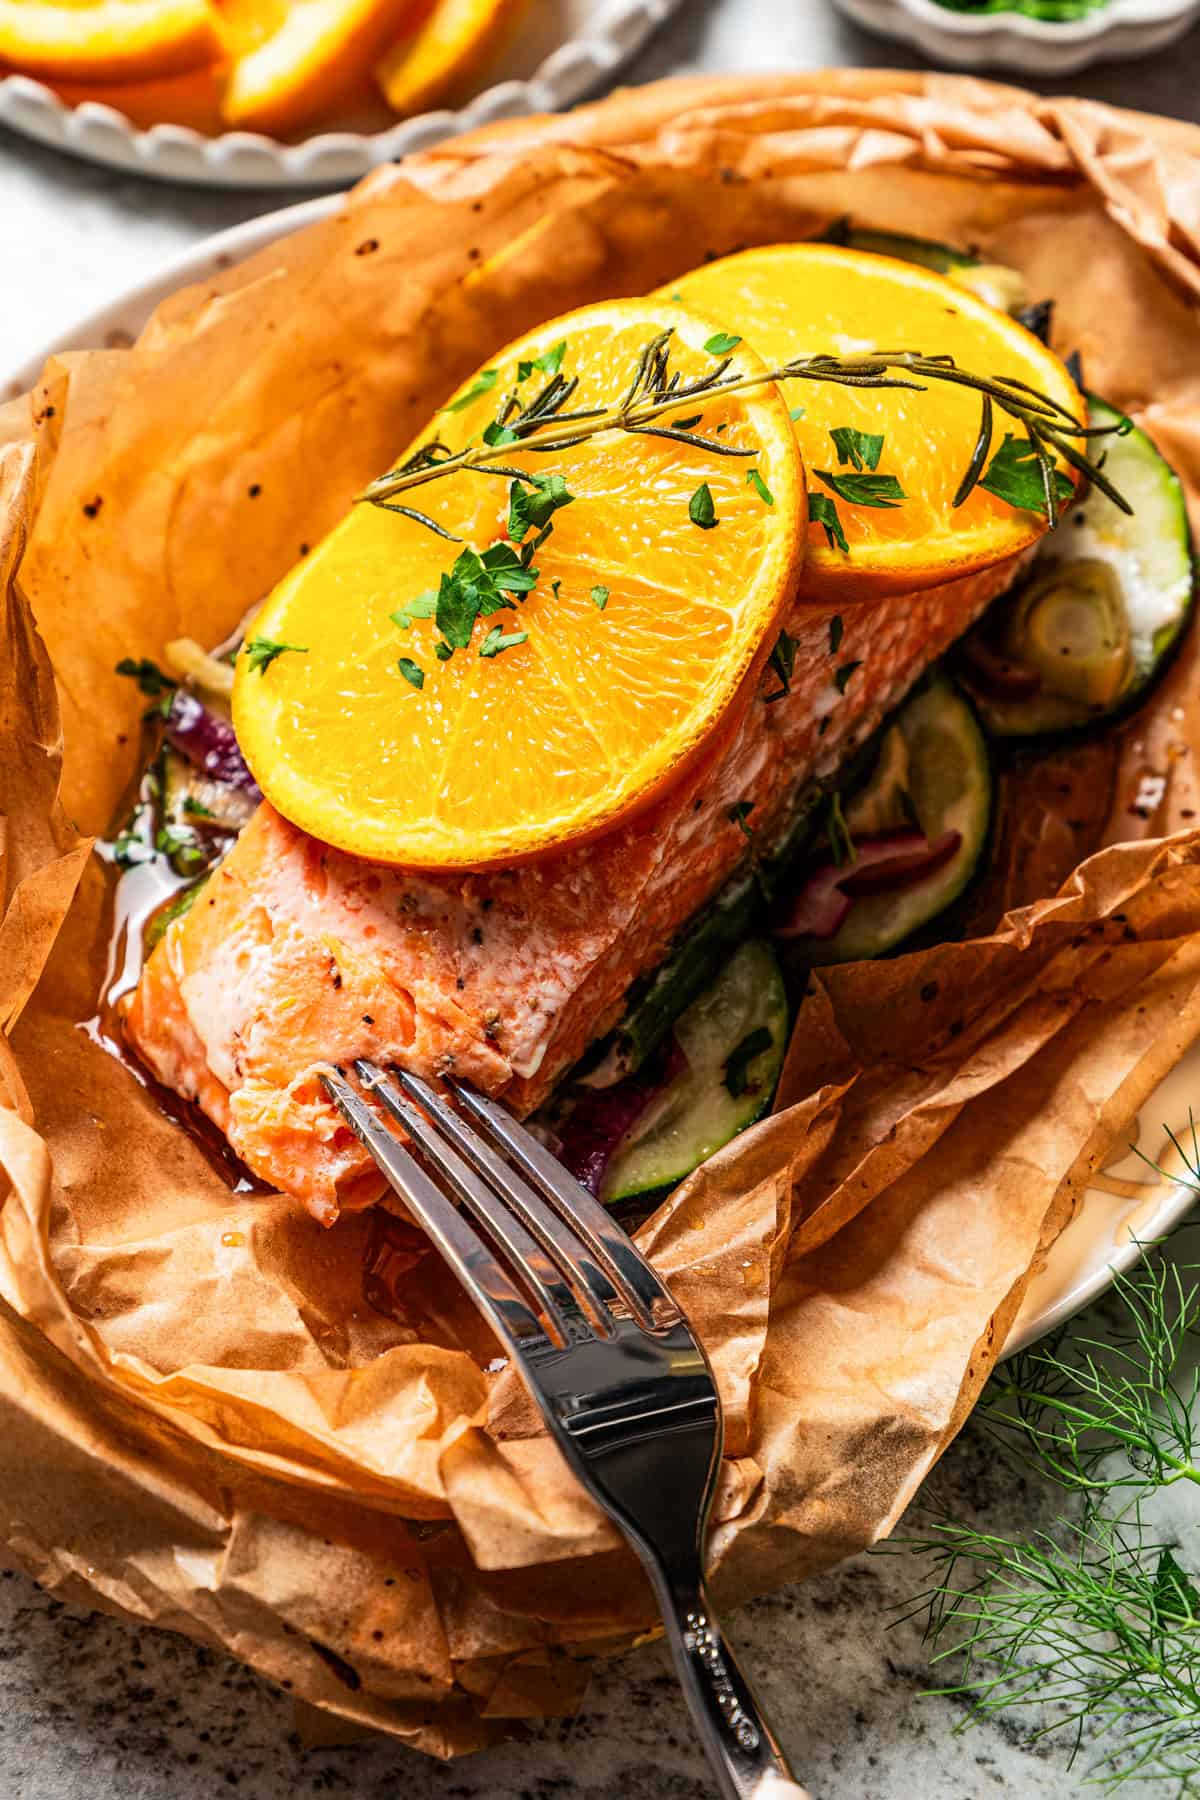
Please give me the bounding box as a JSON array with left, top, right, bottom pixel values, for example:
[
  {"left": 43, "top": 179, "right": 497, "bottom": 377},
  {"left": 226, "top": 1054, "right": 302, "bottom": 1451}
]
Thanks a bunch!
[{"left": 2, "top": 4, "right": 1200, "bottom": 1795}]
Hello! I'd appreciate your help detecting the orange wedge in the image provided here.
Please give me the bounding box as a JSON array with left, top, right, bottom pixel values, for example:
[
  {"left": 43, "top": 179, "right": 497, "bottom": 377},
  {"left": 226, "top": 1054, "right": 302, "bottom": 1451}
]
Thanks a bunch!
[
  {"left": 219, "top": 0, "right": 422, "bottom": 134},
  {"left": 0, "top": 0, "right": 220, "bottom": 82},
  {"left": 667, "top": 245, "right": 1085, "bottom": 603},
  {"left": 51, "top": 63, "right": 225, "bottom": 130},
  {"left": 233, "top": 300, "right": 804, "bottom": 870},
  {"left": 375, "top": 0, "right": 524, "bottom": 117}
]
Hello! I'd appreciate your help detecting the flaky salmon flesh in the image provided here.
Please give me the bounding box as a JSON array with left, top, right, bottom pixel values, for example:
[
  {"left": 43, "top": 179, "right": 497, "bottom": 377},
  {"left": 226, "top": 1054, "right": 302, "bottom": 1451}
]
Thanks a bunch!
[{"left": 124, "top": 556, "right": 1024, "bottom": 1224}]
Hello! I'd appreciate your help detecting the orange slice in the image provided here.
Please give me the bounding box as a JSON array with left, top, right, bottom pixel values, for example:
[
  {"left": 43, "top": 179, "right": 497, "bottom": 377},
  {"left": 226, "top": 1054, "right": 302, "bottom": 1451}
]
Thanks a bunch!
[
  {"left": 0, "top": 0, "right": 219, "bottom": 82},
  {"left": 219, "top": 0, "right": 421, "bottom": 134},
  {"left": 233, "top": 300, "right": 804, "bottom": 870},
  {"left": 375, "top": 0, "right": 524, "bottom": 117},
  {"left": 51, "top": 64, "right": 225, "bottom": 131},
  {"left": 667, "top": 245, "right": 1085, "bottom": 603}
]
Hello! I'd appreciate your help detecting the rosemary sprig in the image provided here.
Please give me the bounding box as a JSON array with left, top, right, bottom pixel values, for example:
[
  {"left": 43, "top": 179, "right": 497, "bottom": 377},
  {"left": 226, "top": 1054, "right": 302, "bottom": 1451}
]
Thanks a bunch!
[{"left": 360, "top": 331, "right": 1129, "bottom": 533}]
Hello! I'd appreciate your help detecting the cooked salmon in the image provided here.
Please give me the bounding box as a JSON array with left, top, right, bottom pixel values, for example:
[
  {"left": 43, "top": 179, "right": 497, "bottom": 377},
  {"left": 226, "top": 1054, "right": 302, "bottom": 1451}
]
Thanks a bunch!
[{"left": 124, "top": 557, "right": 1024, "bottom": 1224}]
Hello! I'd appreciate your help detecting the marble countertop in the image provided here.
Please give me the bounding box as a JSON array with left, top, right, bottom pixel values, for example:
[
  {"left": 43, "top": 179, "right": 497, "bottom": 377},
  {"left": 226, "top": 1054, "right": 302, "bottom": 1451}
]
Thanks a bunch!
[{"left": 3, "top": 4, "right": 1200, "bottom": 1796}]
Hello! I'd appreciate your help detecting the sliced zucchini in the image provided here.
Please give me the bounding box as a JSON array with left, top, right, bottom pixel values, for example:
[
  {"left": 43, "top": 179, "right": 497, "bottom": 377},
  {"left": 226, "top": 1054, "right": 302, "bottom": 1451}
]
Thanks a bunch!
[
  {"left": 816, "top": 222, "right": 1027, "bottom": 312},
  {"left": 959, "top": 397, "right": 1195, "bottom": 739},
  {"left": 783, "top": 677, "right": 993, "bottom": 965},
  {"left": 600, "top": 940, "right": 788, "bottom": 1204}
]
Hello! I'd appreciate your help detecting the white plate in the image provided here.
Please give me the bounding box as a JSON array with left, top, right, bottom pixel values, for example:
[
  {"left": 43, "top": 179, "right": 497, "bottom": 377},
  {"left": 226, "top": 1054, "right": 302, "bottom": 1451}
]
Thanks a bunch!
[
  {"left": 0, "top": 0, "right": 682, "bottom": 190},
  {"left": 834, "top": 0, "right": 1200, "bottom": 75},
  {"left": 5, "top": 196, "right": 1195, "bottom": 1351}
]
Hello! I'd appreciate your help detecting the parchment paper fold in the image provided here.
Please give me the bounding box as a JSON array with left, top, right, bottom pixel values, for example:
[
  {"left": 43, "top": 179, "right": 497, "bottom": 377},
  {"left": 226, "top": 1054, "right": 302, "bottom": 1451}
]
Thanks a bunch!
[{"left": 0, "top": 70, "right": 1198, "bottom": 1752}]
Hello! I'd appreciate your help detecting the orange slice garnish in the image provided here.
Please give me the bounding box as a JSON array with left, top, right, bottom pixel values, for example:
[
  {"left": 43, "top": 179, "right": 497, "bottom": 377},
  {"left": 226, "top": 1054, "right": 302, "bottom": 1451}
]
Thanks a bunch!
[
  {"left": 218, "top": 0, "right": 421, "bottom": 134},
  {"left": 375, "top": 0, "right": 524, "bottom": 117},
  {"left": 0, "top": 0, "right": 219, "bottom": 82},
  {"left": 668, "top": 244, "right": 1085, "bottom": 602},
  {"left": 51, "top": 63, "right": 225, "bottom": 130},
  {"left": 232, "top": 300, "right": 804, "bottom": 870}
]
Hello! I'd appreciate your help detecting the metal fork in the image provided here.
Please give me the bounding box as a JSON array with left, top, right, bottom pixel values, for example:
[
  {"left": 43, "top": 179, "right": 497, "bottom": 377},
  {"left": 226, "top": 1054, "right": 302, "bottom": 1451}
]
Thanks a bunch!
[{"left": 322, "top": 1059, "right": 808, "bottom": 1800}]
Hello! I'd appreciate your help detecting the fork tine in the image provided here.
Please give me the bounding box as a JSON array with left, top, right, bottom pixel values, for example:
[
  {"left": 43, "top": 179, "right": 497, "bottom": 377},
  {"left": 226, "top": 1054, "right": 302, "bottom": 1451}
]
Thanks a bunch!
[
  {"left": 451, "top": 1078, "right": 679, "bottom": 1329},
  {"left": 399, "top": 1065, "right": 672, "bottom": 1339},
  {"left": 361, "top": 1061, "right": 625, "bottom": 1333},
  {"left": 321, "top": 1068, "right": 548, "bottom": 1359},
  {"left": 353, "top": 1062, "right": 593, "bottom": 1343}
]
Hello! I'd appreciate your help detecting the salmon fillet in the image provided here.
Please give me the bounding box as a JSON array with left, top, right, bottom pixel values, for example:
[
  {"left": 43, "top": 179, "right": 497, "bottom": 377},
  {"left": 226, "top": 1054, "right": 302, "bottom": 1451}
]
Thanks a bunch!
[{"left": 125, "top": 558, "right": 1022, "bottom": 1223}]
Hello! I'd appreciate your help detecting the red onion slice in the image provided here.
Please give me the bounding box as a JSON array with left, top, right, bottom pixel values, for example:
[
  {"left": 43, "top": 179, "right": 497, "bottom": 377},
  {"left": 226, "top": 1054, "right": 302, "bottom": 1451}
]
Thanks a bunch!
[
  {"left": 557, "top": 1038, "right": 687, "bottom": 1198},
  {"left": 774, "top": 828, "right": 963, "bottom": 941},
  {"left": 166, "top": 689, "right": 262, "bottom": 802}
]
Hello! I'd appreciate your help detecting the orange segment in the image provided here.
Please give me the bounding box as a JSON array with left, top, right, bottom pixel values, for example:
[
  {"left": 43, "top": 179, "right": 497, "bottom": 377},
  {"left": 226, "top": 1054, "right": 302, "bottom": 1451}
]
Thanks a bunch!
[
  {"left": 218, "top": 0, "right": 421, "bottom": 133},
  {"left": 667, "top": 245, "right": 1085, "bottom": 603},
  {"left": 375, "top": 0, "right": 524, "bottom": 117},
  {"left": 51, "top": 63, "right": 225, "bottom": 131},
  {"left": 0, "top": 0, "right": 220, "bottom": 82},
  {"left": 232, "top": 300, "right": 804, "bottom": 870}
]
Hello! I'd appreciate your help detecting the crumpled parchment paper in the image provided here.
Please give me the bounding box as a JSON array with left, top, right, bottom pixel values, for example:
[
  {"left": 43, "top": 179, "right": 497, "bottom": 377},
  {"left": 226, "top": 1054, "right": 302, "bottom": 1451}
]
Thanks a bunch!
[{"left": 0, "top": 69, "right": 1198, "bottom": 1753}]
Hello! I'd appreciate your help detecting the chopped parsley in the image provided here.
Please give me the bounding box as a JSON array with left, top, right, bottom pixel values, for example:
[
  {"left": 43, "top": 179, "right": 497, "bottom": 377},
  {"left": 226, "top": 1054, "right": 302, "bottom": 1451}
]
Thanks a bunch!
[
  {"left": 243, "top": 636, "right": 308, "bottom": 675},
  {"left": 704, "top": 332, "right": 742, "bottom": 356},
  {"left": 591, "top": 585, "right": 610, "bottom": 612},
  {"left": 728, "top": 800, "right": 755, "bottom": 839},
  {"left": 809, "top": 493, "right": 848, "bottom": 553},
  {"left": 482, "top": 421, "right": 521, "bottom": 448},
  {"left": 391, "top": 592, "right": 437, "bottom": 630},
  {"left": 829, "top": 614, "right": 844, "bottom": 654},
  {"left": 830, "top": 426, "right": 884, "bottom": 472},
  {"left": 815, "top": 469, "right": 906, "bottom": 509},
  {"left": 789, "top": 405, "right": 806, "bottom": 422},
  {"left": 980, "top": 433, "right": 1074, "bottom": 517},
  {"left": 479, "top": 627, "right": 528, "bottom": 659},
  {"left": 689, "top": 483, "right": 718, "bottom": 530},
  {"left": 115, "top": 656, "right": 175, "bottom": 698},
  {"left": 724, "top": 1026, "right": 773, "bottom": 1099},
  {"left": 746, "top": 468, "right": 774, "bottom": 506},
  {"left": 508, "top": 472, "right": 574, "bottom": 543},
  {"left": 517, "top": 341, "right": 567, "bottom": 383},
  {"left": 834, "top": 660, "right": 863, "bottom": 695},
  {"left": 765, "top": 629, "right": 796, "bottom": 705},
  {"left": 443, "top": 367, "right": 499, "bottom": 413},
  {"left": 156, "top": 823, "right": 205, "bottom": 867},
  {"left": 397, "top": 657, "right": 425, "bottom": 690},
  {"left": 182, "top": 795, "right": 214, "bottom": 818}
]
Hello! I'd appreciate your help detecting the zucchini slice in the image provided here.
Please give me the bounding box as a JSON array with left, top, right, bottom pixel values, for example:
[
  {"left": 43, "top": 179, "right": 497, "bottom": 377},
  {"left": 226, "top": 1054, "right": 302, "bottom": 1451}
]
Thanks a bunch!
[
  {"left": 782, "top": 678, "right": 993, "bottom": 965},
  {"left": 816, "top": 222, "right": 1028, "bottom": 312},
  {"left": 959, "top": 398, "right": 1195, "bottom": 740},
  {"left": 600, "top": 940, "right": 788, "bottom": 1204}
]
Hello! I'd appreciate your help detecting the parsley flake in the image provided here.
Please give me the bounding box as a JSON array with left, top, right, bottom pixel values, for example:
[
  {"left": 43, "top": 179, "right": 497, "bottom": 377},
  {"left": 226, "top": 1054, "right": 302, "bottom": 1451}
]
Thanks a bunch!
[
  {"left": 830, "top": 426, "right": 884, "bottom": 472},
  {"left": 765, "top": 629, "right": 796, "bottom": 705},
  {"left": 704, "top": 332, "right": 742, "bottom": 356},
  {"left": 815, "top": 469, "right": 906, "bottom": 510},
  {"left": 115, "top": 656, "right": 175, "bottom": 698},
  {"left": 809, "top": 493, "right": 849, "bottom": 554},
  {"left": 728, "top": 800, "right": 755, "bottom": 839},
  {"left": 508, "top": 473, "right": 574, "bottom": 543},
  {"left": 834, "top": 659, "right": 863, "bottom": 695},
  {"left": 482, "top": 421, "right": 521, "bottom": 448},
  {"left": 689, "top": 483, "right": 718, "bottom": 530},
  {"left": 591, "top": 585, "right": 610, "bottom": 612},
  {"left": 746, "top": 468, "right": 774, "bottom": 506},
  {"left": 479, "top": 627, "right": 528, "bottom": 659},
  {"left": 789, "top": 405, "right": 806, "bottom": 423},
  {"left": 243, "top": 636, "right": 308, "bottom": 676},
  {"left": 724, "top": 1026, "right": 773, "bottom": 1099},
  {"left": 517, "top": 341, "right": 567, "bottom": 383},
  {"left": 391, "top": 592, "right": 437, "bottom": 631},
  {"left": 397, "top": 657, "right": 425, "bottom": 690},
  {"left": 979, "top": 434, "right": 1074, "bottom": 517},
  {"left": 829, "top": 614, "right": 844, "bottom": 654},
  {"left": 443, "top": 368, "right": 499, "bottom": 413}
]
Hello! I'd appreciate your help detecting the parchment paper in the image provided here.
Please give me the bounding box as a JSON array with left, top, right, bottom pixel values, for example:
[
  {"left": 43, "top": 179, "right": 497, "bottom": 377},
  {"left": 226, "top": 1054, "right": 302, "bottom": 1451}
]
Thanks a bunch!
[{"left": 0, "top": 70, "right": 1199, "bottom": 1753}]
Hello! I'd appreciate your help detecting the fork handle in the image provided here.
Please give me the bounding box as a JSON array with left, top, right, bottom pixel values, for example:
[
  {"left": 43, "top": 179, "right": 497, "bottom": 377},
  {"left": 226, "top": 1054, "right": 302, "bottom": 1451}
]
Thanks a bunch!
[{"left": 649, "top": 1570, "right": 812, "bottom": 1799}]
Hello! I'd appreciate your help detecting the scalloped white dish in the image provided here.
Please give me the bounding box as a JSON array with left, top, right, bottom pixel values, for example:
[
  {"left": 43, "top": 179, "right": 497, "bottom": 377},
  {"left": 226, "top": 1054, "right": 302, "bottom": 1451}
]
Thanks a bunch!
[
  {"left": 4, "top": 196, "right": 1195, "bottom": 1353},
  {"left": 834, "top": 0, "right": 1200, "bottom": 73},
  {"left": 0, "top": 0, "right": 682, "bottom": 190}
]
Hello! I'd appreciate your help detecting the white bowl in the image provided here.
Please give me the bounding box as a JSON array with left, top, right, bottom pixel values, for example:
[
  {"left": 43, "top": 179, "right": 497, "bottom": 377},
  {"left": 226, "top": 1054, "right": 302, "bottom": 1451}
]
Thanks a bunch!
[
  {"left": 834, "top": 0, "right": 1200, "bottom": 74},
  {"left": 0, "top": 0, "right": 682, "bottom": 190}
]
